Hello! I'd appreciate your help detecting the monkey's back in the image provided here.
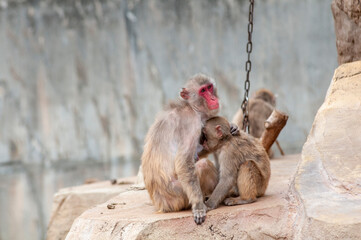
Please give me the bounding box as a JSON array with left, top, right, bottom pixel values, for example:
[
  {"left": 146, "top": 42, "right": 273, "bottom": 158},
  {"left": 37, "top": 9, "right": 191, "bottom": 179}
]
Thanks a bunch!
[
  {"left": 141, "top": 100, "right": 202, "bottom": 210},
  {"left": 226, "top": 133, "right": 270, "bottom": 184},
  {"left": 232, "top": 100, "right": 274, "bottom": 138},
  {"left": 248, "top": 99, "right": 274, "bottom": 138}
]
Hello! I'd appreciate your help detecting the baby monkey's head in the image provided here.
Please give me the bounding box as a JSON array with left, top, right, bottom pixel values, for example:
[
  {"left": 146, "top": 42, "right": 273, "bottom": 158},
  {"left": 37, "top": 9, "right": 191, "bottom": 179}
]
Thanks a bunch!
[{"left": 200, "top": 116, "right": 232, "bottom": 152}]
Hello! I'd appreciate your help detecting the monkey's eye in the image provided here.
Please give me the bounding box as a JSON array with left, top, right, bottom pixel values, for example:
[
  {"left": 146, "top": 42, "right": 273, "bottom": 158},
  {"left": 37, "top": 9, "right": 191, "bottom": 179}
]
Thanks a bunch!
[
  {"left": 207, "top": 84, "right": 212, "bottom": 90},
  {"left": 200, "top": 88, "right": 206, "bottom": 93}
]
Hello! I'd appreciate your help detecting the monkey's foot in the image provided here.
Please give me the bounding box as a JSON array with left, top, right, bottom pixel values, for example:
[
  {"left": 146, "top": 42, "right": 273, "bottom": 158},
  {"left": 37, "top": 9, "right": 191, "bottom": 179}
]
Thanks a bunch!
[
  {"left": 223, "top": 197, "right": 256, "bottom": 206},
  {"left": 205, "top": 199, "right": 218, "bottom": 211},
  {"left": 192, "top": 202, "right": 207, "bottom": 225}
]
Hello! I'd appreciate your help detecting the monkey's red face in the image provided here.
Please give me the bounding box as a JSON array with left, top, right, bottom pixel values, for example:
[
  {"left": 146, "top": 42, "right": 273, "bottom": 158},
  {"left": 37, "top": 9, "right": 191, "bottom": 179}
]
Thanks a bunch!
[{"left": 199, "top": 84, "right": 219, "bottom": 110}]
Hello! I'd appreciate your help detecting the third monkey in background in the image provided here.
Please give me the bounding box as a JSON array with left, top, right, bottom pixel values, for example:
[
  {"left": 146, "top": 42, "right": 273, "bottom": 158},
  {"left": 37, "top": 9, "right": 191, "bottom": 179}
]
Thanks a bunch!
[
  {"left": 232, "top": 88, "right": 275, "bottom": 137},
  {"left": 232, "top": 88, "right": 283, "bottom": 156}
]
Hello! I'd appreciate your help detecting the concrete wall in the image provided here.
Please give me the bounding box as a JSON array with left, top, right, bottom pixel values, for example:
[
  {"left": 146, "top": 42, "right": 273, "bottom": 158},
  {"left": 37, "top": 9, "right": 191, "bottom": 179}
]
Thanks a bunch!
[{"left": 0, "top": 0, "right": 337, "bottom": 239}]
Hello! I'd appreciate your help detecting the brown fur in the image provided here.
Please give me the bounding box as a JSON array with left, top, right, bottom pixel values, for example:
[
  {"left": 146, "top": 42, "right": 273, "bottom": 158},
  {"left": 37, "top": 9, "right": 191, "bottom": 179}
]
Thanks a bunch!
[
  {"left": 200, "top": 116, "right": 271, "bottom": 209},
  {"left": 196, "top": 159, "right": 219, "bottom": 198},
  {"left": 232, "top": 88, "right": 276, "bottom": 138},
  {"left": 232, "top": 88, "right": 276, "bottom": 157},
  {"left": 141, "top": 74, "right": 219, "bottom": 224}
]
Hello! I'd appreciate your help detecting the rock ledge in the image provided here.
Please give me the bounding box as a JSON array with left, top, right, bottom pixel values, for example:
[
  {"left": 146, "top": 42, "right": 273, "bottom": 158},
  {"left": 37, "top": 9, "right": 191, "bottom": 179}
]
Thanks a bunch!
[{"left": 65, "top": 155, "right": 300, "bottom": 240}]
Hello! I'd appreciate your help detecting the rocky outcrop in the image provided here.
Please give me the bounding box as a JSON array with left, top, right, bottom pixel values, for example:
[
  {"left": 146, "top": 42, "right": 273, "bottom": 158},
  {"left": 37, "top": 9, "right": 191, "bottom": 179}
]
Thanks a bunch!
[
  {"left": 47, "top": 177, "right": 136, "bottom": 240},
  {"left": 292, "top": 60, "right": 361, "bottom": 238},
  {"left": 332, "top": 0, "right": 361, "bottom": 64},
  {"left": 64, "top": 155, "right": 300, "bottom": 240}
]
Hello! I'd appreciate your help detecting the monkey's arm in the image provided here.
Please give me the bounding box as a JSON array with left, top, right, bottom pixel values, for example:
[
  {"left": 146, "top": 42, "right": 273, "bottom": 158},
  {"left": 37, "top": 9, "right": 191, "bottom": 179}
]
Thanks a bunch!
[
  {"left": 175, "top": 140, "right": 207, "bottom": 224},
  {"left": 205, "top": 161, "right": 235, "bottom": 210}
]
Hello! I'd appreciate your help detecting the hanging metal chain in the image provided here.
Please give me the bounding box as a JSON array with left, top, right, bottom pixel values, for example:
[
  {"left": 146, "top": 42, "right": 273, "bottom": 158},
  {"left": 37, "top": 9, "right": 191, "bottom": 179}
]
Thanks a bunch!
[{"left": 241, "top": 0, "right": 254, "bottom": 133}]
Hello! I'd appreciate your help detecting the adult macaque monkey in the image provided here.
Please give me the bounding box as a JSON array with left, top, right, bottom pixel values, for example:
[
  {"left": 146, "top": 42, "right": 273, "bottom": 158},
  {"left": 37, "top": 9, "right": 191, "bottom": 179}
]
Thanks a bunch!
[
  {"left": 142, "top": 74, "right": 221, "bottom": 225},
  {"left": 199, "top": 116, "right": 270, "bottom": 210}
]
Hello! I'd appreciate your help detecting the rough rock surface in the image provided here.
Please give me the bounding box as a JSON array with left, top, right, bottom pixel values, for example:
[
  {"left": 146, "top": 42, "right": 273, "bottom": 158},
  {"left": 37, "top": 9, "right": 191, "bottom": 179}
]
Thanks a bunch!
[
  {"left": 47, "top": 177, "right": 136, "bottom": 240},
  {"left": 65, "top": 155, "right": 299, "bottom": 240},
  {"left": 292, "top": 60, "right": 361, "bottom": 239},
  {"left": 332, "top": 0, "right": 361, "bottom": 64}
]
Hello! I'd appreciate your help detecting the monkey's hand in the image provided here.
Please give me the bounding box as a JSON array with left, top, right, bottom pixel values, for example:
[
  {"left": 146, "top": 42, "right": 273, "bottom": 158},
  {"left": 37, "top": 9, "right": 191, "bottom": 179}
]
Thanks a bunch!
[
  {"left": 230, "top": 123, "right": 240, "bottom": 136},
  {"left": 205, "top": 199, "right": 217, "bottom": 211},
  {"left": 192, "top": 202, "right": 207, "bottom": 225}
]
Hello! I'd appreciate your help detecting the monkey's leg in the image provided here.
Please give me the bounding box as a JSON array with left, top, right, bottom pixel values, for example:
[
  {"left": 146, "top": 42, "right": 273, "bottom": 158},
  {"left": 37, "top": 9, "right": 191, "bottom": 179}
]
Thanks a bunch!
[
  {"left": 195, "top": 159, "right": 219, "bottom": 198},
  {"left": 152, "top": 181, "right": 190, "bottom": 213},
  {"left": 224, "top": 161, "right": 260, "bottom": 206}
]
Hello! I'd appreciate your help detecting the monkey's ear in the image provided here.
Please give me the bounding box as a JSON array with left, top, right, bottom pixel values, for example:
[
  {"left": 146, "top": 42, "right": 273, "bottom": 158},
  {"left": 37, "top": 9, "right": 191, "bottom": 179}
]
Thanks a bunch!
[
  {"left": 180, "top": 88, "right": 190, "bottom": 100},
  {"left": 215, "top": 125, "right": 223, "bottom": 138}
]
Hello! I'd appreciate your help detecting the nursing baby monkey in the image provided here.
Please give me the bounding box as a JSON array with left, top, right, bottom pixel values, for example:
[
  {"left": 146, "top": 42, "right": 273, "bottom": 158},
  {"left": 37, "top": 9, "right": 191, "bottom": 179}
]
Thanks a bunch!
[{"left": 198, "top": 116, "right": 270, "bottom": 209}]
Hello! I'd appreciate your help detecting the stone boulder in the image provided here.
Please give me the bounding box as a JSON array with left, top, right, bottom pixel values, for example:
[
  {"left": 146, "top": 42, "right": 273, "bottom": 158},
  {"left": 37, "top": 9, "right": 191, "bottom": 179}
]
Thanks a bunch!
[
  {"left": 292, "top": 60, "right": 361, "bottom": 238},
  {"left": 65, "top": 155, "right": 300, "bottom": 240},
  {"left": 332, "top": 0, "right": 361, "bottom": 64},
  {"left": 47, "top": 177, "right": 136, "bottom": 240}
]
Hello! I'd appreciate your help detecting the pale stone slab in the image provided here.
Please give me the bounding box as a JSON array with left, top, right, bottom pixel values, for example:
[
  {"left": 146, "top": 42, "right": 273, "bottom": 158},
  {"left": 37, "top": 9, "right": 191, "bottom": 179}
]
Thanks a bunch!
[
  {"left": 65, "top": 155, "right": 300, "bottom": 240},
  {"left": 293, "top": 61, "right": 361, "bottom": 239}
]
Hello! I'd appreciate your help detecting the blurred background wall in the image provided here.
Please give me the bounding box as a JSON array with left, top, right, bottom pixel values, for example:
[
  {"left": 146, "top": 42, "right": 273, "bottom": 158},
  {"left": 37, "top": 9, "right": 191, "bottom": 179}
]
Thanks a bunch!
[{"left": 0, "top": 0, "right": 337, "bottom": 239}]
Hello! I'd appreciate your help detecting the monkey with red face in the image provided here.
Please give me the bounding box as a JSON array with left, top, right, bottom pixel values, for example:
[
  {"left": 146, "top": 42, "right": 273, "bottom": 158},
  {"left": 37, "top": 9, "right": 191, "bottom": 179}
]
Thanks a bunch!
[{"left": 141, "top": 74, "right": 221, "bottom": 225}]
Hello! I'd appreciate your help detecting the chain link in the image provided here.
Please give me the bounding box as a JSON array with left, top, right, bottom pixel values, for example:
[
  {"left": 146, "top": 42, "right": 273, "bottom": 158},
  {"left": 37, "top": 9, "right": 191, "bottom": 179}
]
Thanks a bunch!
[{"left": 241, "top": 0, "right": 254, "bottom": 133}]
